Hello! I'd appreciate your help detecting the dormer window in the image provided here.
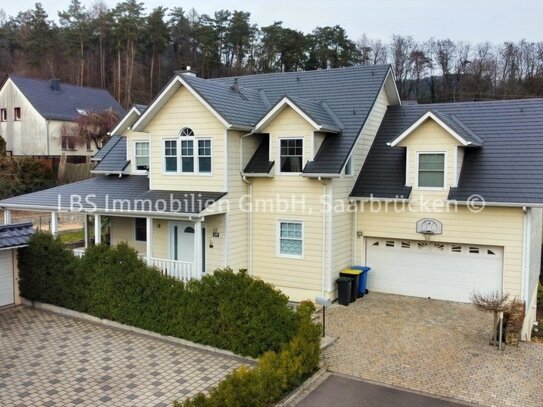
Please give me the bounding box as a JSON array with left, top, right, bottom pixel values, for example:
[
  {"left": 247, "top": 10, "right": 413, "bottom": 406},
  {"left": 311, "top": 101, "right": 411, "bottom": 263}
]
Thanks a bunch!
[
  {"left": 417, "top": 153, "right": 445, "bottom": 188},
  {"left": 280, "top": 138, "right": 303, "bottom": 173}
]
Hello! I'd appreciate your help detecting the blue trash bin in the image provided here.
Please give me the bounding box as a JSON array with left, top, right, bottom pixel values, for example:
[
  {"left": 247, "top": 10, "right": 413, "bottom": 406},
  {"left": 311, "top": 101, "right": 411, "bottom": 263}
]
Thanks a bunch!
[{"left": 351, "top": 266, "right": 370, "bottom": 297}]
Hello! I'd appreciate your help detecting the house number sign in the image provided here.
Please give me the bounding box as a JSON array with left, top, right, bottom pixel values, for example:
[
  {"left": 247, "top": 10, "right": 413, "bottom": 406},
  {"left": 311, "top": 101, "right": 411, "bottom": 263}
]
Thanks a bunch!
[{"left": 416, "top": 218, "right": 443, "bottom": 235}]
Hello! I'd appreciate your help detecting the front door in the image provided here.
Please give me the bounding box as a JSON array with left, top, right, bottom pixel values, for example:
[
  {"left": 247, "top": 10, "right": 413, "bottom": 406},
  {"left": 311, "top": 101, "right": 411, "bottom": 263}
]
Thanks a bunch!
[{"left": 170, "top": 222, "right": 195, "bottom": 263}]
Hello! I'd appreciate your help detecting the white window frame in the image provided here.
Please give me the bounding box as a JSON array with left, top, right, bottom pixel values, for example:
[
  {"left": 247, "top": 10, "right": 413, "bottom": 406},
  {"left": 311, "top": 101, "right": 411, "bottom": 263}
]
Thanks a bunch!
[
  {"left": 197, "top": 138, "right": 212, "bottom": 174},
  {"left": 161, "top": 137, "right": 213, "bottom": 176},
  {"left": 0, "top": 108, "right": 6, "bottom": 122},
  {"left": 180, "top": 137, "right": 195, "bottom": 174},
  {"left": 133, "top": 141, "right": 150, "bottom": 174},
  {"left": 278, "top": 137, "right": 304, "bottom": 175},
  {"left": 415, "top": 151, "right": 447, "bottom": 190},
  {"left": 163, "top": 138, "right": 178, "bottom": 173},
  {"left": 13, "top": 107, "right": 21, "bottom": 121},
  {"left": 344, "top": 155, "right": 354, "bottom": 177},
  {"left": 276, "top": 220, "right": 304, "bottom": 259}
]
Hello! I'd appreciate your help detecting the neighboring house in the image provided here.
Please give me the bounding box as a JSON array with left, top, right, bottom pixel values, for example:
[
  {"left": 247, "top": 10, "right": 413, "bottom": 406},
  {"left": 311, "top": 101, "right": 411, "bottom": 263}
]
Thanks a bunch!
[
  {"left": 0, "top": 75, "right": 126, "bottom": 161},
  {"left": 1, "top": 65, "right": 542, "bottom": 339},
  {"left": 0, "top": 222, "right": 34, "bottom": 307}
]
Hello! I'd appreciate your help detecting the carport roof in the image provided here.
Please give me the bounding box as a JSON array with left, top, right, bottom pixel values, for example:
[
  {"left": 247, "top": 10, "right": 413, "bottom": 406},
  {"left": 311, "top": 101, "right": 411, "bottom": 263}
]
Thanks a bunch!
[{"left": 0, "top": 222, "right": 34, "bottom": 249}]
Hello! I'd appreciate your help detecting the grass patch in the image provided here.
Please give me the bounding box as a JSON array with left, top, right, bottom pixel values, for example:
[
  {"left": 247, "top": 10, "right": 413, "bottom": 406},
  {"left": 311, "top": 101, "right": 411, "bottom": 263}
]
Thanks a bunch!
[{"left": 58, "top": 229, "right": 84, "bottom": 244}]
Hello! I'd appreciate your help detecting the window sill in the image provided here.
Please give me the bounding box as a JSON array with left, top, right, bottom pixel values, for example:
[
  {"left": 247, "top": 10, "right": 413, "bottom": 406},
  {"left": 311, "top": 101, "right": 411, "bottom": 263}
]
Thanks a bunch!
[
  {"left": 161, "top": 172, "right": 213, "bottom": 176},
  {"left": 276, "top": 254, "right": 304, "bottom": 260}
]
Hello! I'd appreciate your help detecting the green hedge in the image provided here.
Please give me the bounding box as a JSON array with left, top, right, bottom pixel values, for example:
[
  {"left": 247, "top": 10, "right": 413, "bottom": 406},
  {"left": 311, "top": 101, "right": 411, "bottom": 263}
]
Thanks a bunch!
[
  {"left": 18, "top": 232, "right": 303, "bottom": 358},
  {"left": 174, "top": 301, "right": 321, "bottom": 407}
]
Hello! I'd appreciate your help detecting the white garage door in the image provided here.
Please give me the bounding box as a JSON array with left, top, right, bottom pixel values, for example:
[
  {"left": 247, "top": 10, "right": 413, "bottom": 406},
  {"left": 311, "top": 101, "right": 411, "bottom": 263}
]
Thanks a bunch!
[
  {"left": 0, "top": 250, "right": 14, "bottom": 307},
  {"left": 365, "top": 238, "right": 503, "bottom": 303}
]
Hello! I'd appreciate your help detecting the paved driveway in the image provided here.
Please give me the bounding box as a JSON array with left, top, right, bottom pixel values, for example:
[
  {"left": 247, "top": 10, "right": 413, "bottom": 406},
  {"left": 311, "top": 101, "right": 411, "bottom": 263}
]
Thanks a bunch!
[
  {"left": 296, "top": 373, "right": 463, "bottom": 407},
  {"left": 0, "top": 307, "right": 244, "bottom": 406},
  {"left": 322, "top": 293, "right": 543, "bottom": 407}
]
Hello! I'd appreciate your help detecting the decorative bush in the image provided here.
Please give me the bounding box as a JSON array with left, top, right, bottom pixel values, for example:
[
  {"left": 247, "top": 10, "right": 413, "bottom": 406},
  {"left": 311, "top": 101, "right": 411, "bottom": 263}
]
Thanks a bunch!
[
  {"left": 18, "top": 233, "right": 301, "bottom": 358},
  {"left": 174, "top": 301, "right": 321, "bottom": 407}
]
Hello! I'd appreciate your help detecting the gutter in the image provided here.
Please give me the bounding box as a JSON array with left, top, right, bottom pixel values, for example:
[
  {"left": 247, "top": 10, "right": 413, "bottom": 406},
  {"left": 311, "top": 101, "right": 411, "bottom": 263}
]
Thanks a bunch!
[
  {"left": 0, "top": 203, "right": 211, "bottom": 220},
  {"left": 521, "top": 207, "right": 530, "bottom": 305}
]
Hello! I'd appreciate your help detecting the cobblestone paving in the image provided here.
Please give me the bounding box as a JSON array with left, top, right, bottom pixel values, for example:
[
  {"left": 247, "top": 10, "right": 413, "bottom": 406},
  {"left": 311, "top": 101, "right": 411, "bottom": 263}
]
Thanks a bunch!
[
  {"left": 322, "top": 293, "right": 543, "bottom": 407},
  {"left": 0, "top": 307, "right": 244, "bottom": 407}
]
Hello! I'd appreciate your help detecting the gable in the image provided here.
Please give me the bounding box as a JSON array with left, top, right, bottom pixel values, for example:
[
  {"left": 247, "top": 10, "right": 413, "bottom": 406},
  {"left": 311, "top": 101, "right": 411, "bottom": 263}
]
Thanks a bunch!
[
  {"left": 144, "top": 86, "right": 224, "bottom": 135},
  {"left": 397, "top": 119, "right": 464, "bottom": 149}
]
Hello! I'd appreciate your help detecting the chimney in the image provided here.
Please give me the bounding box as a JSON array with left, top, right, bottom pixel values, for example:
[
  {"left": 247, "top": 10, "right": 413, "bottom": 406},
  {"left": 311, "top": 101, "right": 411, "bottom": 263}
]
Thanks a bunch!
[
  {"left": 231, "top": 78, "right": 240, "bottom": 93},
  {"left": 50, "top": 78, "right": 61, "bottom": 92},
  {"left": 175, "top": 65, "right": 197, "bottom": 77}
]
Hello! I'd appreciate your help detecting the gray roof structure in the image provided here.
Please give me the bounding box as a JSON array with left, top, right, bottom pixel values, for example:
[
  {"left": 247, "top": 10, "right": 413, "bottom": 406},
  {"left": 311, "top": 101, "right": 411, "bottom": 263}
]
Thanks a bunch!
[
  {"left": 0, "top": 176, "right": 225, "bottom": 215},
  {"left": 427, "top": 110, "right": 484, "bottom": 146},
  {"left": 7, "top": 75, "right": 126, "bottom": 121},
  {"left": 351, "top": 98, "right": 543, "bottom": 205},
  {"left": 92, "top": 137, "right": 129, "bottom": 172},
  {"left": 92, "top": 135, "right": 122, "bottom": 162},
  {"left": 134, "top": 104, "right": 147, "bottom": 113},
  {"left": 211, "top": 65, "right": 393, "bottom": 174},
  {"left": 0, "top": 222, "right": 34, "bottom": 249},
  {"left": 244, "top": 137, "right": 274, "bottom": 174},
  {"left": 273, "top": 95, "right": 342, "bottom": 132}
]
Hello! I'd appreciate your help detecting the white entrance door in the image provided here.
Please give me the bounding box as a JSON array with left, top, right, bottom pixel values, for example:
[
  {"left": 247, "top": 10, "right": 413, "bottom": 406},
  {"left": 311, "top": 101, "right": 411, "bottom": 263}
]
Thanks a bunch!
[
  {"left": 170, "top": 222, "right": 195, "bottom": 263},
  {"left": 365, "top": 238, "right": 503, "bottom": 303},
  {"left": 0, "top": 250, "right": 14, "bottom": 306}
]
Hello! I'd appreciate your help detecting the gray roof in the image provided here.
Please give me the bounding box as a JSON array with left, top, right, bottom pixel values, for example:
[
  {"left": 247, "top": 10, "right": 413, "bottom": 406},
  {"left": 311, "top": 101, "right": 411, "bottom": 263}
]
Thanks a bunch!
[
  {"left": 210, "top": 65, "right": 392, "bottom": 173},
  {"left": 0, "top": 222, "right": 34, "bottom": 249},
  {"left": 7, "top": 75, "right": 126, "bottom": 121},
  {"left": 92, "top": 135, "right": 122, "bottom": 162},
  {"left": 0, "top": 176, "right": 225, "bottom": 215},
  {"left": 351, "top": 98, "right": 543, "bottom": 205},
  {"left": 279, "top": 95, "right": 341, "bottom": 132},
  {"left": 427, "top": 110, "right": 484, "bottom": 146},
  {"left": 181, "top": 75, "right": 269, "bottom": 128},
  {"left": 244, "top": 137, "right": 274, "bottom": 174},
  {"left": 92, "top": 137, "right": 129, "bottom": 172},
  {"left": 134, "top": 104, "right": 147, "bottom": 113}
]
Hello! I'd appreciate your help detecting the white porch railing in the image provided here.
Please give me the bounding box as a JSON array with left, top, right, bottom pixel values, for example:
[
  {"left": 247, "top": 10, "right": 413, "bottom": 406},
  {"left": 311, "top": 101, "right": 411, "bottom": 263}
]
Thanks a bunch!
[
  {"left": 149, "top": 257, "right": 195, "bottom": 281},
  {"left": 72, "top": 247, "right": 197, "bottom": 282}
]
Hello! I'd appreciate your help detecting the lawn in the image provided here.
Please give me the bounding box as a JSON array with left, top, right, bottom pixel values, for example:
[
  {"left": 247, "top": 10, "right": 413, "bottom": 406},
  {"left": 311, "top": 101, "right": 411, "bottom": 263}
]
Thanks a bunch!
[{"left": 58, "top": 229, "right": 85, "bottom": 244}]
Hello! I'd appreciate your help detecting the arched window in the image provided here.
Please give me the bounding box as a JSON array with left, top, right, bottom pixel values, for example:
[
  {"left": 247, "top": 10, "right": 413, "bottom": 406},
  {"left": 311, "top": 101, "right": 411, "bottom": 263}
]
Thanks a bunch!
[
  {"left": 179, "top": 128, "right": 195, "bottom": 172},
  {"left": 179, "top": 127, "right": 195, "bottom": 137},
  {"left": 184, "top": 226, "right": 195, "bottom": 234}
]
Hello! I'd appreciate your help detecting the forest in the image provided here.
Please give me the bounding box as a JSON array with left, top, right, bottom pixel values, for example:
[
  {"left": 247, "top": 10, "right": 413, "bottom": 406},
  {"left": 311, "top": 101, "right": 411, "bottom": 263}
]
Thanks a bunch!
[{"left": 1, "top": 0, "right": 542, "bottom": 108}]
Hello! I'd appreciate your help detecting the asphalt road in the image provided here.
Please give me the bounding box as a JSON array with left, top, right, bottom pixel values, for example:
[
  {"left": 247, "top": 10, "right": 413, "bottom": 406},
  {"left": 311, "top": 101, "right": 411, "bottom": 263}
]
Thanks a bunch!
[{"left": 295, "top": 374, "right": 464, "bottom": 407}]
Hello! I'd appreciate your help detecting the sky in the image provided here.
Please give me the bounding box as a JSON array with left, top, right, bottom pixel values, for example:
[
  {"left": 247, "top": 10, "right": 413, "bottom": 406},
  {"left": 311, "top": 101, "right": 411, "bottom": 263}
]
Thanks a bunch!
[{"left": 2, "top": 0, "right": 542, "bottom": 44}]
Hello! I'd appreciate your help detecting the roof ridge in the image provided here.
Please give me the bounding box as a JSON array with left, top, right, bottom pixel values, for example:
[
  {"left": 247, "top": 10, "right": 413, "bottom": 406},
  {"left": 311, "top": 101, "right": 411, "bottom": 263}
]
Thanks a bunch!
[{"left": 10, "top": 74, "right": 111, "bottom": 93}]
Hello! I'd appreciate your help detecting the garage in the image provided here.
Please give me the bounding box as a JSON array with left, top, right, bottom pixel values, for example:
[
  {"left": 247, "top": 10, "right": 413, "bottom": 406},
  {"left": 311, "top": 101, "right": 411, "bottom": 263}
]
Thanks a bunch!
[
  {"left": 0, "top": 250, "right": 14, "bottom": 306},
  {"left": 0, "top": 222, "right": 35, "bottom": 307},
  {"left": 365, "top": 237, "right": 503, "bottom": 303}
]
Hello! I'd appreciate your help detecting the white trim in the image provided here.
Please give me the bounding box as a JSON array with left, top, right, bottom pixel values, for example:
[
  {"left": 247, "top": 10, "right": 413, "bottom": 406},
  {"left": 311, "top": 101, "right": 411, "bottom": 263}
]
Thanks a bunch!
[
  {"left": 453, "top": 146, "right": 458, "bottom": 188},
  {"left": 110, "top": 106, "right": 142, "bottom": 136},
  {"left": 277, "top": 137, "right": 305, "bottom": 175},
  {"left": 94, "top": 214, "right": 101, "bottom": 244},
  {"left": 415, "top": 151, "right": 447, "bottom": 190},
  {"left": 327, "top": 184, "right": 333, "bottom": 292},
  {"left": 133, "top": 76, "right": 231, "bottom": 131},
  {"left": 388, "top": 111, "right": 472, "bottom": 147},
  {"left": 133, "top": 140, "right": 150, "bottom": 175},
  {"left": 161, "top": 136, "right": 213, "bottom": 176},
  {"left": 343, "top": 154, "right": 354, "bottom": 177},
  {"left": 224, "top": 129, "right": 228, "bottom": 191},
  {"left": 145, "top": 216, "right": 153, "bottom": 264},
  {"left": 255, "top": 97, "right": 340, "bottom": 133},
  {"left": 276, "top": 220, "right": 304, "bottom": 259}
]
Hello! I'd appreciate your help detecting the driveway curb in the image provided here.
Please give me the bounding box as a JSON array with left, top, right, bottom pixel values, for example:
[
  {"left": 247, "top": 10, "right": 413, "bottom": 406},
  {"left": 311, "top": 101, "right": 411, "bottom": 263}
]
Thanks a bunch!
[
  {"left": 275, "top": 368, "right": 329, "bottom": 407},
  {"left": 21, "top": 299, "right": 256, "bottom": 365}
]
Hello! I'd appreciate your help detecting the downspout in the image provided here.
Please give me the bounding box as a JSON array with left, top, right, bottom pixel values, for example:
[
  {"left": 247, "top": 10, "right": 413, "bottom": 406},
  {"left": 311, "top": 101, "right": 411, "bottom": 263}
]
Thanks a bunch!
[
  {"left": 242, "top": 174, "right": 253, "bottom": 275},
  {"left": 521, "top": 207, "right": 528, "bottom": 302},
  {"left": 352, "top": 199, "right": 357, "bottom": 265},
  {"left": 46, "top": 120, "right": 50, "bottom": 156},
  {"left": 318, "top": 176, "right": 327, "bottom": 296}
]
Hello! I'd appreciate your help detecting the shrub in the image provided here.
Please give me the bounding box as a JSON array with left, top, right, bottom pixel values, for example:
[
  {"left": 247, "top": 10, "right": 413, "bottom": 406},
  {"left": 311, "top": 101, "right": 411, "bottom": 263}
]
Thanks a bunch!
[
  {"left": 18, "top": 234, "right": 301, "bottom": 358},
  {"left": 174, "top": 301, "right": 321, "bottom": 407}
]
